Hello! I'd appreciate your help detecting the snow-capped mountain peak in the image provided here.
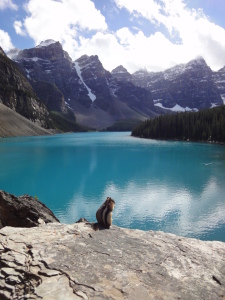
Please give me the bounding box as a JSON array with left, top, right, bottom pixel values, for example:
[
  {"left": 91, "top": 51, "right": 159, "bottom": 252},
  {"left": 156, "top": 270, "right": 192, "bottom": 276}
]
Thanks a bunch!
[
  {"left": 163, "top": 57, "right": 207, "bottom": 81},
  {"left": 36, "top": 39, "right": 58, "bottom": 48},
  {"left": 111, "top": 65, "right": 132, "bottom": 82},
  {"left": 112, "top": 65, "right": 129, "bottom": 74}
]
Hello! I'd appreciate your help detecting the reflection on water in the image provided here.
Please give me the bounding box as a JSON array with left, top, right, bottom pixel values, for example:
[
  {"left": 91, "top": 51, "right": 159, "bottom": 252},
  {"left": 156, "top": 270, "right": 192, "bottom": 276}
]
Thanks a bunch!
[{"left": 0, "top": 132, "right": 225, "bottom": 242}]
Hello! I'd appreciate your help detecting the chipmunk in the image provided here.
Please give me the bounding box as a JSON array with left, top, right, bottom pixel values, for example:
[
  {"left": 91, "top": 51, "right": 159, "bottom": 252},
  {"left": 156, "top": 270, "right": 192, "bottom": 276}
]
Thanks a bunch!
[{"left": 95, "top": 197, "right": 115, "bottom": 229}]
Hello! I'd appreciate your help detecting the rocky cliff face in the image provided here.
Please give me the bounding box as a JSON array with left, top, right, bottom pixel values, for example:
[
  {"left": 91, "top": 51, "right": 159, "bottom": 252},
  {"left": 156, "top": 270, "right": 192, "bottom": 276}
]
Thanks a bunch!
[
  {"left": 74, "top": 54, "right": 112, "bottom": 111},
  {"left": 0, "top": 47, "right": 51, "bottom": 128},
  {"left": 75, "top": 55, "right": 156, "bottom": 123},
  {"left": 213, "top": 66, "right": 225, "bottom": 105},
  {"left": 13, "top": 41, "right": 73, "bottom": 114},
  {"left": 131, "top": 57, "right": 223, "bottom": 111}
]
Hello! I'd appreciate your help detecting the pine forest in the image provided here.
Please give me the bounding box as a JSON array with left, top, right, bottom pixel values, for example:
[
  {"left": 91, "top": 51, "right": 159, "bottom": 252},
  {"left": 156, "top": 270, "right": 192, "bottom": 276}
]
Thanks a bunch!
[{"left": 132, "top": 105, "right": 225, "bottom": 143}]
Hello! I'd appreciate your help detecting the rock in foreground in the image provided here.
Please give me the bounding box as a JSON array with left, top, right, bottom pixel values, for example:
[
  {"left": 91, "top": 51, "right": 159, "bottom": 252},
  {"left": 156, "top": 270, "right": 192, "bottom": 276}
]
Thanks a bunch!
[
  {"left": 0, "top": 221, "right": 225, "bottom": 299},
  {"left": 0, "top": 190, "right": 59, "bottom": 229}
]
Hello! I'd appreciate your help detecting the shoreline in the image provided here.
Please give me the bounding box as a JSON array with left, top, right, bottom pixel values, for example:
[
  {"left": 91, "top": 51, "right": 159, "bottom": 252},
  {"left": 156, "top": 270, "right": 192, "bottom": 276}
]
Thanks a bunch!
[{"left": 131, "top": 134, "right": 225, "bottom": 146}]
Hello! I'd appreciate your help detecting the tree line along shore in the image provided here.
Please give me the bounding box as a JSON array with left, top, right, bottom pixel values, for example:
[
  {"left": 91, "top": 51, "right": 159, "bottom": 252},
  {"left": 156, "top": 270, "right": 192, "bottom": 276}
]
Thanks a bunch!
[{"left": 132, "top": 105, "right": 225, "bottom": 144}]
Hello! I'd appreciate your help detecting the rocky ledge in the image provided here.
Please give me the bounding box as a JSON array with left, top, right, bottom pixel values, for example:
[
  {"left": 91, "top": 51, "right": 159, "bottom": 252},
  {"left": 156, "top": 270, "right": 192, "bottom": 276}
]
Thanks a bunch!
[
  {"left": 0, "top": 191, "right": 225, "bottom": 299},
  {"left": 0, "top": 221, "right": 225, "bottom": 300}
]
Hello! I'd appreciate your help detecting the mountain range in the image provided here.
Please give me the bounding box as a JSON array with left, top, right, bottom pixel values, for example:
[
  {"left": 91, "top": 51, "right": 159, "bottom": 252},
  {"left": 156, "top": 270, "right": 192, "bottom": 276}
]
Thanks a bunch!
[{"left": 1, "top": 39, "right": 224, "bottom": 134}]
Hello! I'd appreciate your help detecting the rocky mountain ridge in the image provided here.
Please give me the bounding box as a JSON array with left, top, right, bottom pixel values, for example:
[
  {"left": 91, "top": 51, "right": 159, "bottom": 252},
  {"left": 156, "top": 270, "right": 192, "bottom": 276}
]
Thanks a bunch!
[
  {"left": 5, "top": 40, "right": 225, "bottom": 130},
  {"left": 9, "top": 41, "right": 158, "bottom": 129},
  {"left": 0, "top": 44, "right": 88, "bottom": 137},
  {"left": 112, "top": 57, "right": 223, "bottom": 112},
  {"left": 12, "top": 41, "right": 73, "bottom": 114}
]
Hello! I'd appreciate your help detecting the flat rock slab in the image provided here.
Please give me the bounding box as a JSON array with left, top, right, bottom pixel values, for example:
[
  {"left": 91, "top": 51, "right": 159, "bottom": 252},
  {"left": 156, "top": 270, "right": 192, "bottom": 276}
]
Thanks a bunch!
[{"left": 0, "top": 222, "right": 225, "bottom": 299}]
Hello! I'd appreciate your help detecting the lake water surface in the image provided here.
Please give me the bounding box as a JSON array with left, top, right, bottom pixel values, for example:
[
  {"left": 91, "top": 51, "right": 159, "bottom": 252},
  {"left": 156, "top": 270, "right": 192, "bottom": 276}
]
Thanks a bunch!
[{"left": 1, "top": 132, "right": 225, "bottom": 242}]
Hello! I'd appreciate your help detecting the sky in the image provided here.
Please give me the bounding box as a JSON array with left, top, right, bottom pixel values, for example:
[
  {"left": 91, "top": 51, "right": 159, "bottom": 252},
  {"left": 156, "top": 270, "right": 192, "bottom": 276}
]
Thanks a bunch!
[{"left": 0, "top": 0, "right": 225, "bottom": 73}]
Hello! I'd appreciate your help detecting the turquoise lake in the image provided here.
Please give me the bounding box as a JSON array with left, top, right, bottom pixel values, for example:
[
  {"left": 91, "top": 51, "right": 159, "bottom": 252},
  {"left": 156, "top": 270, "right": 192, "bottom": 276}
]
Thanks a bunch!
[{"left": 1, "top": 132, "right": 225, "bottom": 242}]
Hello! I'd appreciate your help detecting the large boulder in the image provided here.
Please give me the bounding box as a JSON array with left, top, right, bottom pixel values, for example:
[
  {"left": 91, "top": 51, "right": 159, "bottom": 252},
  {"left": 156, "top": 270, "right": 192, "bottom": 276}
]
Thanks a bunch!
[{"left": 0, "top": 190, "right": 59, "bottom": 228}]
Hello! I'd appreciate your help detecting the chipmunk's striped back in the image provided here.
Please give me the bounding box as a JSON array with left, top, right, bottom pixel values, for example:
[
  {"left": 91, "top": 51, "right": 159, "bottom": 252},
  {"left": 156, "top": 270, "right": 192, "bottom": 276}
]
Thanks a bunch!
[{"left": 96, "top": 197, "right": 115, "bottom": 229}]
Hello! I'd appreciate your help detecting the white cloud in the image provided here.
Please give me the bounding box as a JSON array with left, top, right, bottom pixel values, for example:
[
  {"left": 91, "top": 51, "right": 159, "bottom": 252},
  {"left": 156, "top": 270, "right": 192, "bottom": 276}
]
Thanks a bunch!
[
  {"left": 114, "top": 0, "right": 162, "bottom": 23},
  {"left": 73, "top": 32, "right": 125, "bottom": 70},
  {"left": 0, "top": 0, "right": 18, "bottom": 10},
  {"left": 14, "top": 20, "right": 26, "bottom": 36},
  {"left": 70, "top": 0, "right": 225, "bottom": 72},
  {"left": 186, "top": 18, "right": 225, "bottom": 71},
  {"left": 113, "top": 0, "right": 225, "bottom": 71},
  {"left": 0, "top": 29, "right": 14, "bottom": 51},
  {"left": 115, "top": 28, "right": 186, "bottom": 71},
  {"left": 72, "top": 29, "right": 190, "bottom": 73},
  {"left": 11, "top": 0, "right": 225, "bottom": 73},
  {"left": 101, "top": 178, "right": 225, "bottom": 237},
  {"left": 15, "top": 0, "right": 107, "bottom": 46}
]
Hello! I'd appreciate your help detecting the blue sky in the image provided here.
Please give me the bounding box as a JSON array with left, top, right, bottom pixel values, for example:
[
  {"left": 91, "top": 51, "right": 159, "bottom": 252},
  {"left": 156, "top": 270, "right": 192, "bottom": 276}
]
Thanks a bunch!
[{"left": 1, "top": 0, "right": 225, "bottom": 73}]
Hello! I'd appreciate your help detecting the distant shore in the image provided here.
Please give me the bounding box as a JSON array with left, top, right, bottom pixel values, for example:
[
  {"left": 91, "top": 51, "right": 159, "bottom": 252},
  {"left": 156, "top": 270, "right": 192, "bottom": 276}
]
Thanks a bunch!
[{"left": 131, "top": 134, "right": 225, "bottom": 146}]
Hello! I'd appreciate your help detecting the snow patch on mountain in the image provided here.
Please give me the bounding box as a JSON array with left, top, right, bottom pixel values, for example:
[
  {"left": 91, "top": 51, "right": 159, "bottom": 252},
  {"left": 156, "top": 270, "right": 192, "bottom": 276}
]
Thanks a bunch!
[
  {"left": 65, "top": 99, "right": 72, "bottom": 109},
  {"left": 74, "top": 62, "right": 96, "bottom": 102},
  {"left": 221, "top": 95, "right": 225, "bottom": 104},
  {"left": 106, "top": 78, "right": 119, "bottom": 97},
  {"left": 155, "top": 103, "right": 198, "bottom": 112},
  {"left": 210, "top": 103, "right": 220, "bottom": 108},
  {"left": 81, "top": 60, "right": 98, "bottom": 71},
  {"left": 25, "top": 68, "right": 32, "bottom": 79}
]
